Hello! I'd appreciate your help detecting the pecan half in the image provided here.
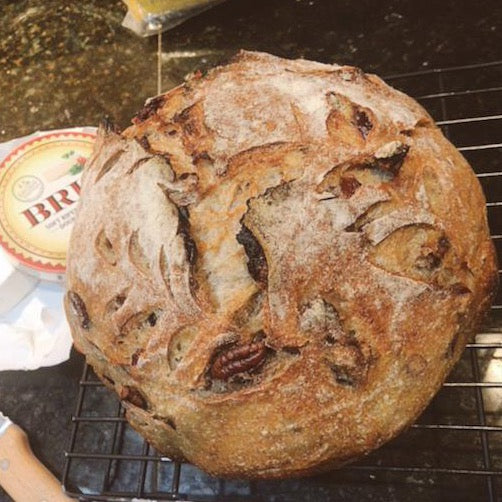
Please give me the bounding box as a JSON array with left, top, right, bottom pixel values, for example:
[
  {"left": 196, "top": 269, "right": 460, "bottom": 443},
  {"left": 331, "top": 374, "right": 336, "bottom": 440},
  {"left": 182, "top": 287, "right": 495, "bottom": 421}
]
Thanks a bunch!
[
  {"left": 68, "top": 291, "right": 90, "bottom": 329},
  {"left": 137, "top": 136, "right": 151, "bottom": 152},
  {"left": 210, "top": 340, "right": 267, "bottom": 381},
  {"left": 131, "top": 349, "right": 144, "bottom": 366},
  {"left": 340, "top": 175, "right": 361, "bottom": 198},
  {"left": 449, "top": 283, "right": 471, "bottom": 295}
]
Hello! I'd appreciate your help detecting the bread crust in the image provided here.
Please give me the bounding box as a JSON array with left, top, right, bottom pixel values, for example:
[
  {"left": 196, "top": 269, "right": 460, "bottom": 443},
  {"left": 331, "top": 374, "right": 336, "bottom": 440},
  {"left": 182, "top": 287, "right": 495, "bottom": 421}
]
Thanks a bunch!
[{"left": 65, "top": 51, "right": 498, "bottom": 479}]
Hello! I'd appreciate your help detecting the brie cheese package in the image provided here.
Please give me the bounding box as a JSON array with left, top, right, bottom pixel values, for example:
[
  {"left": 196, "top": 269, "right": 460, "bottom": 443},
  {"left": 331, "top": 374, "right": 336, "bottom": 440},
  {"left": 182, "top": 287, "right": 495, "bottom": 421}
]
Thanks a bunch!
[{"left": 0, "top": 128, "right": 96, "bottom": 283}]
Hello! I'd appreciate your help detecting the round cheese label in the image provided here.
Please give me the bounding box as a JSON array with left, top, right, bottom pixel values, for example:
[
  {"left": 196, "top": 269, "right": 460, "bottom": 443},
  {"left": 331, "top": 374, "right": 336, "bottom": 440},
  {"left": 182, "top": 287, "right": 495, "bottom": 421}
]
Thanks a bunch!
[{"left": 0, "top": 129, "right": 96, "bottom": 281}]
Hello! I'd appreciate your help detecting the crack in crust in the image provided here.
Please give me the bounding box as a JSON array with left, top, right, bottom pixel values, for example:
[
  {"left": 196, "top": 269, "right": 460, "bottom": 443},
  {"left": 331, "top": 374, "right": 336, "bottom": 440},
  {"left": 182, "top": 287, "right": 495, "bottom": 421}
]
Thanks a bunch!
[
  {"left": 236, "top": 224, "right": 268, "bottom": 286},
  {"left": 177, "top": 207, "right": 198, "bottom": 266}
]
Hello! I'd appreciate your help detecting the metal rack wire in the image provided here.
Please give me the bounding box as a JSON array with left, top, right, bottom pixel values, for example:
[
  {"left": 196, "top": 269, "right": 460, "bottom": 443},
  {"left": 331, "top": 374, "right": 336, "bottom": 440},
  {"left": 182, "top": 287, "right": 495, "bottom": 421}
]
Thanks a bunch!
[{"left": 62, "top": 59, "right": 502, "bottom": 501}]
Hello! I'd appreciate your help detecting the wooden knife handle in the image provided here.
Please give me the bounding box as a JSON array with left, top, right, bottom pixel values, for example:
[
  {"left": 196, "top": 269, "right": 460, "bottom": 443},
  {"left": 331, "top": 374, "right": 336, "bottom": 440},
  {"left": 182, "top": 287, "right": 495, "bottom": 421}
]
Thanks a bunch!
[{"left": 0, "top": 424, "right": 72, "bottom": 501}]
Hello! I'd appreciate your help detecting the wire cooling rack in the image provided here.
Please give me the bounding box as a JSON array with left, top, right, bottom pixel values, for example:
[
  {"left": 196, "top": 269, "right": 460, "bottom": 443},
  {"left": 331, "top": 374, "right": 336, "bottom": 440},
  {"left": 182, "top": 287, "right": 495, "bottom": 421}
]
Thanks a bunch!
[{"left": 62, "top": 60, "right": 502, "bottom": 501}]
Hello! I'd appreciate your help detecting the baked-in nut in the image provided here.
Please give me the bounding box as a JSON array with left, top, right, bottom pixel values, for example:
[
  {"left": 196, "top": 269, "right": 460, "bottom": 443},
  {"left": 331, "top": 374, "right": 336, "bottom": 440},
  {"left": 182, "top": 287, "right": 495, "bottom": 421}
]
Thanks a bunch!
[{"left": 65, "top": 51, "right": 498, "bottom": 479}]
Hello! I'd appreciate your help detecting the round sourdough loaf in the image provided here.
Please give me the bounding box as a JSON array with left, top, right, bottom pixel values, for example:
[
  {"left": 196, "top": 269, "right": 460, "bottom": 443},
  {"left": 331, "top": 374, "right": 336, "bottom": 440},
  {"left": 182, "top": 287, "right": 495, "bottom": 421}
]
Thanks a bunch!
[{"left": 65, "top": 51, "right": 498, "bottom": 479}]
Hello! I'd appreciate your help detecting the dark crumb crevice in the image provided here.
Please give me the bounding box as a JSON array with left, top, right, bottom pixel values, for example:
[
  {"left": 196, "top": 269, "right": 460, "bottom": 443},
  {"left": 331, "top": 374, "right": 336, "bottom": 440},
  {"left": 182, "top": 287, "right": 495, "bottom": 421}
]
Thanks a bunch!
[
  {"left": 120, "top": 385, "right": 148, "bottom": 409},
  {"left": 177, "top": 207, "right": 198, "bottom": 266},
  {"left": 236, "top": 224, "right": 269, "bottom": 286},
  {"left": 353, "top": 108, "right": 373, "bottom": 139},
  {"left": 134, "top": 95, "right": 166, "bottom": 123}
]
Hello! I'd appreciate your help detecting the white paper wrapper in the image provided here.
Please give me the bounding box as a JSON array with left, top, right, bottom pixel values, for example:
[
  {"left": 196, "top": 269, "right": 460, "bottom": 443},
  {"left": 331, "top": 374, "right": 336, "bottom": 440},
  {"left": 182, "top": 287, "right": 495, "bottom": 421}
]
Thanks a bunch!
[
  {"left": 0, "top": 275, "right": 72, "bottom": 371},
  {"left": 0, "top": 249, "right": 39, "bottom": 316}
]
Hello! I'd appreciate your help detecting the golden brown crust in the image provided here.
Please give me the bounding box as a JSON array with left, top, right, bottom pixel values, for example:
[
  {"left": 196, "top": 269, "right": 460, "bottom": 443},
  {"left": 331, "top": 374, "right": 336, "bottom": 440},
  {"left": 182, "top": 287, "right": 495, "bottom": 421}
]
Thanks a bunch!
[{"left": 65, "top": 51, "right": 498, "bottom": 479}]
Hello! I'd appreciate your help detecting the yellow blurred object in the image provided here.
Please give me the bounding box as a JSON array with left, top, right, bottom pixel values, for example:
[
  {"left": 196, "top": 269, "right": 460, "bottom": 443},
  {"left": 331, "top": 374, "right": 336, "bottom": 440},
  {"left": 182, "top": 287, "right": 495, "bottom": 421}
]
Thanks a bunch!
[{"left": 122, "top": 0, "right": 225, "bottom": 36}]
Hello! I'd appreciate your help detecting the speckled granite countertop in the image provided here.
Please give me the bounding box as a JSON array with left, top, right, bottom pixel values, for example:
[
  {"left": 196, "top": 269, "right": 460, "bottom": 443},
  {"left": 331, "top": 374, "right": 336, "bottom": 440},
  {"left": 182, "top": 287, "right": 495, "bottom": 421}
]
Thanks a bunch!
[{"left": 0, "top": 0, "right": 501, "bottom": 500}]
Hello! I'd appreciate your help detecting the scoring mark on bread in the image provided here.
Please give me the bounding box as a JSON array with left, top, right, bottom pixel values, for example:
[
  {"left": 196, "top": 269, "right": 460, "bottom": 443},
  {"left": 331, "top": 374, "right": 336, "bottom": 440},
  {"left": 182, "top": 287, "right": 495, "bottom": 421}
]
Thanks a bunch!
[
  {"left": 168, "top": 326, "right": 198, "bottom": 371},
  {"left": 105, "top": 290, "right": 128, "bottom": 314},
  {"left": 115, "top": 310, "right": 162, "bottom": 362},
  {"left": 369, "top": 141, "right": 409, "bottom": 177},
  {"left": 120, "top": 310, "right": 161, "bottom": 337},
  {"left": 126, "top": 156, "right": 151, "bottom": 175},
  {"left": 95, "top": 149, "right": 125, "bottom": 183},
  {"left": 128, "top": 230, "right": 151, "bottom": 275},
  {"left": 231, "top": 291, "right": 264, "bottom": 330},
  {"left": 449, "top": 283, "right": 471, "bottom": 295},
  {"left": 317, "top": 143, "right": 409, "bottom": 205},
  {"left": 158, "top": 242, "right": 200, "bottom": 313},
  {"left": 159, "top": 245, "right": 171, "bottom": 293},
  {"left": 68, "top": 291, "right": 90, "bottom": 330},
  {"left": 343, "top": 142, "right": 410, "bottom": 184},
  {"left": 95, "top": 229, "right": 117, "bottom": 265},
  {"left": 369, "top": 225, "right": 453, "bottom": 284},
  {"left": 326, "top": 92, "right": 374, "bottom": 143},
  {"left": 344, "top": 201, "right": 389, "bottom": 233}
]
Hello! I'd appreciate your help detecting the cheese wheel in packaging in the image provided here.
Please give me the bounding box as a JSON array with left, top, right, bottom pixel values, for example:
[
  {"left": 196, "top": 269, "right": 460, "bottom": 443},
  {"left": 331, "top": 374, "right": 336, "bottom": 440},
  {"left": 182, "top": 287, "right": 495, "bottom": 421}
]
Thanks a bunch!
[{"left": 0, "top": 128, "right": 96, "bottom": 283}]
